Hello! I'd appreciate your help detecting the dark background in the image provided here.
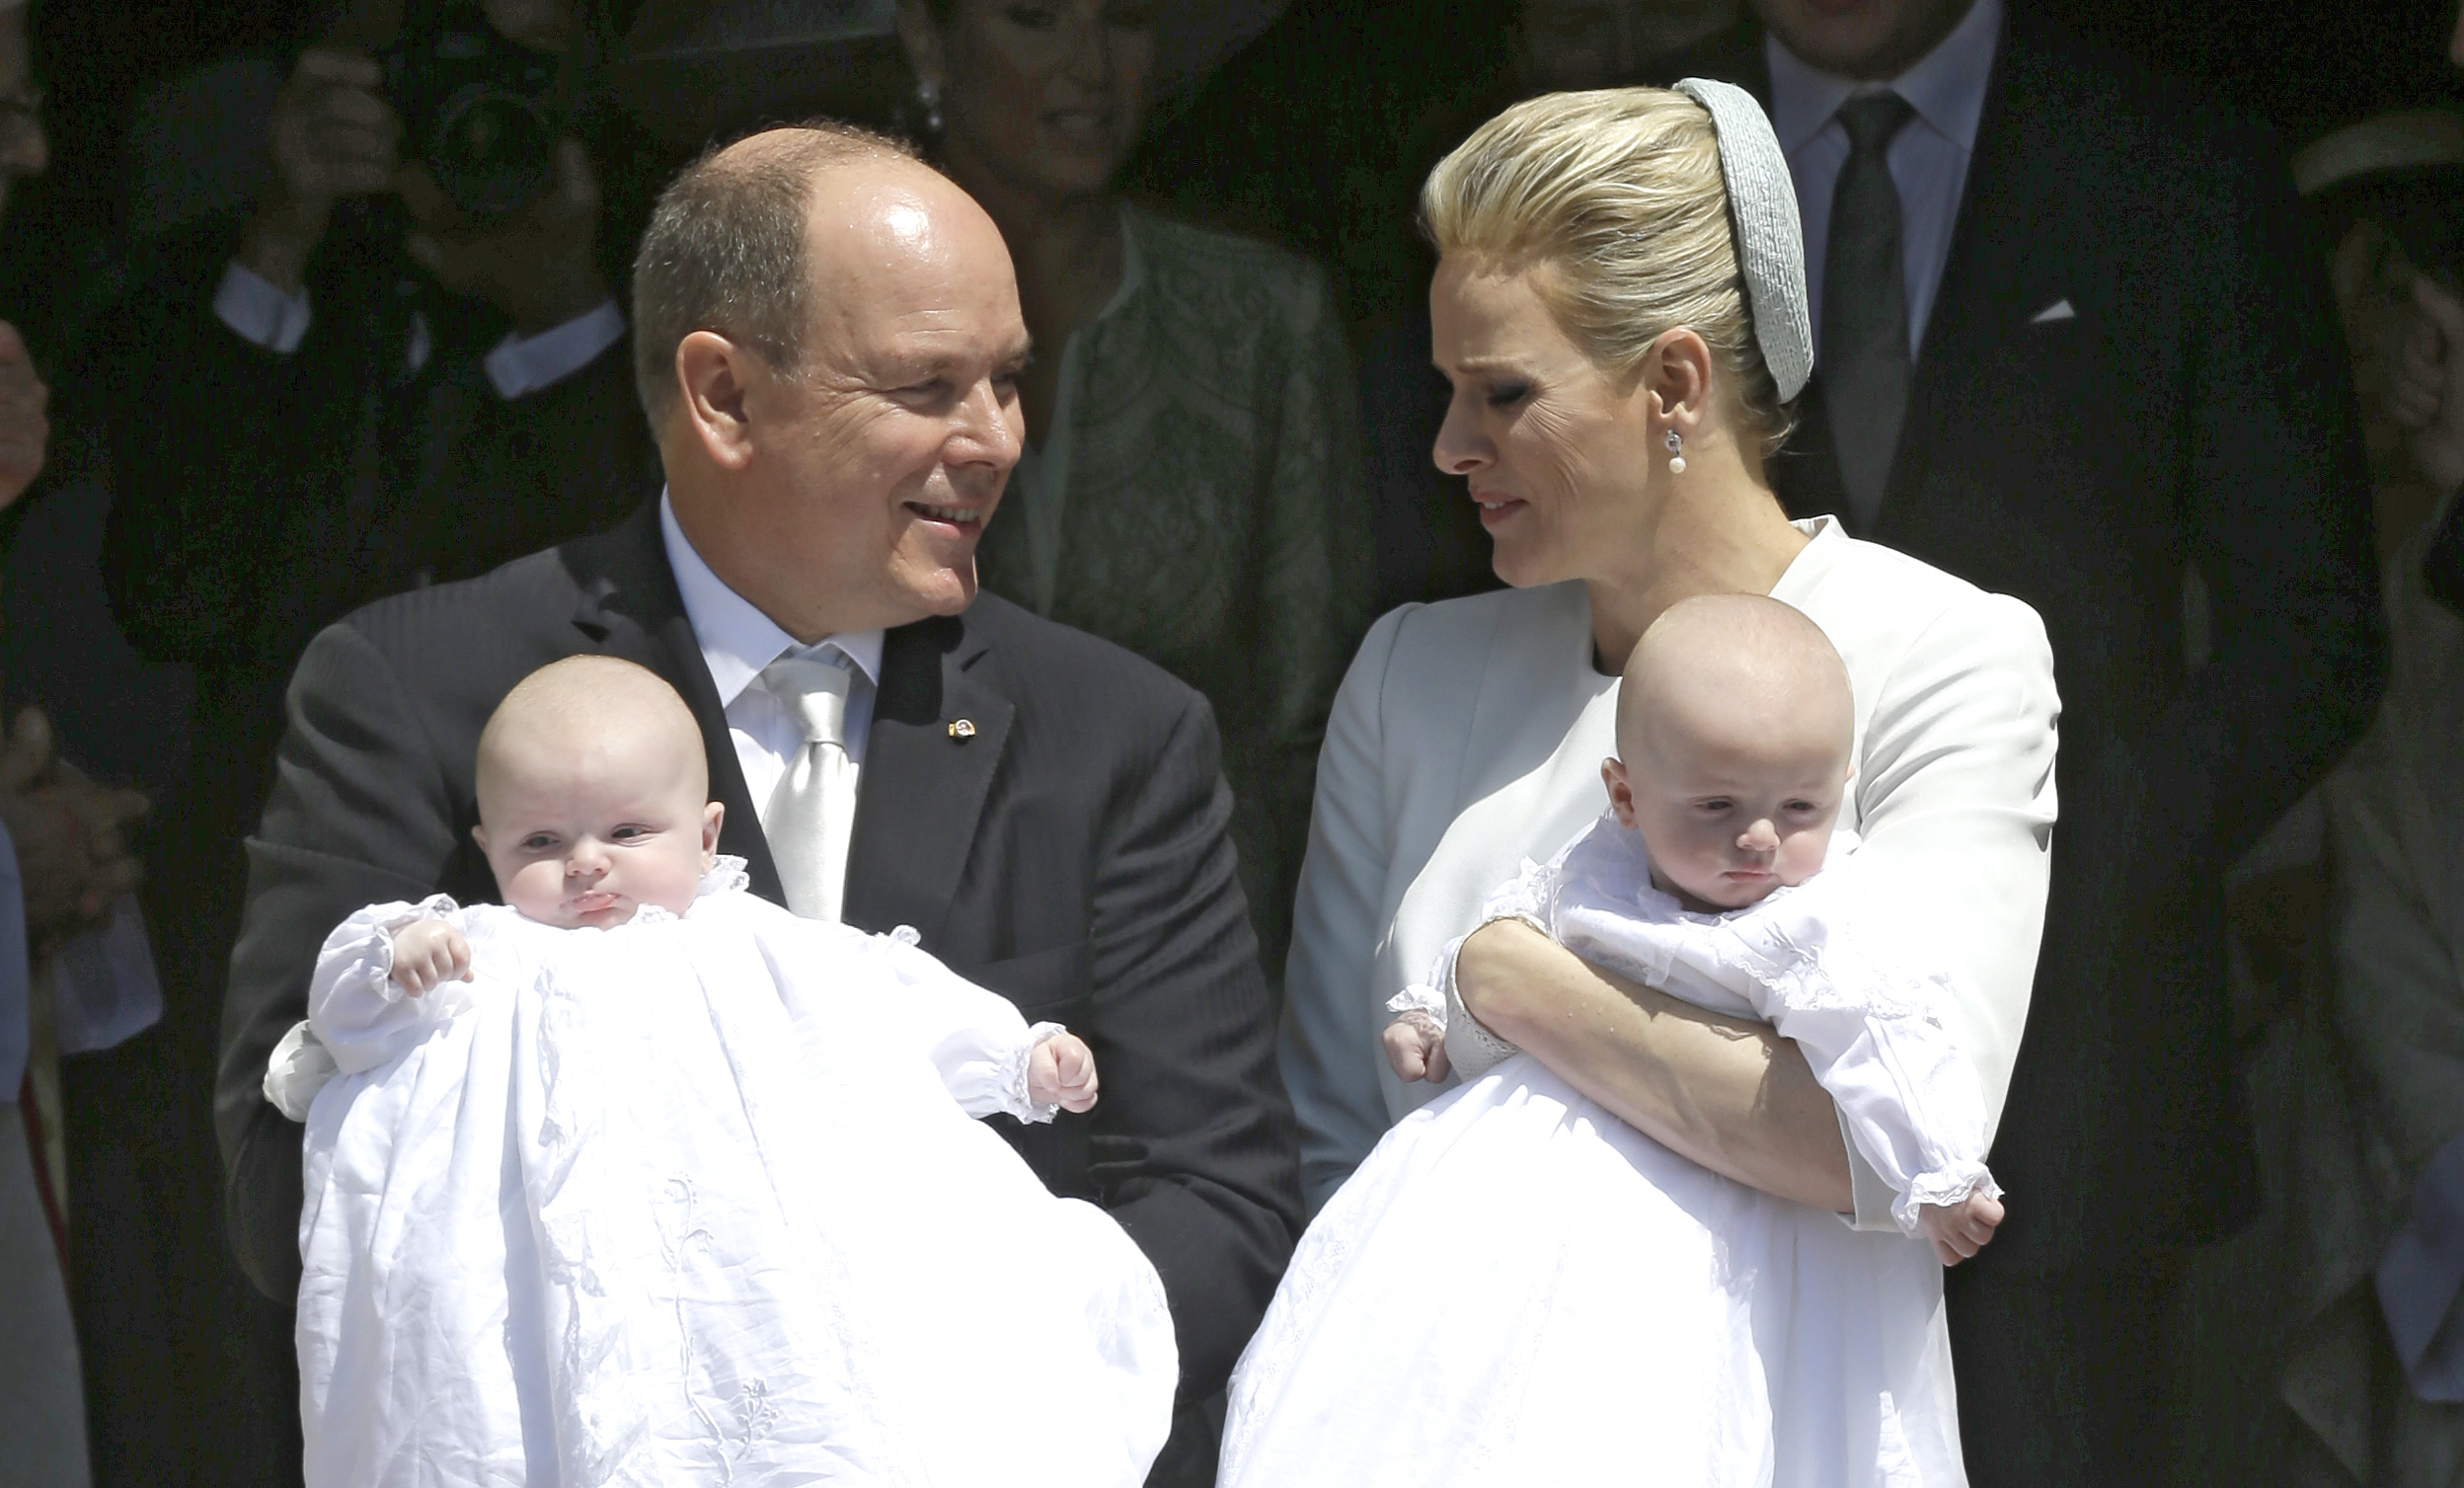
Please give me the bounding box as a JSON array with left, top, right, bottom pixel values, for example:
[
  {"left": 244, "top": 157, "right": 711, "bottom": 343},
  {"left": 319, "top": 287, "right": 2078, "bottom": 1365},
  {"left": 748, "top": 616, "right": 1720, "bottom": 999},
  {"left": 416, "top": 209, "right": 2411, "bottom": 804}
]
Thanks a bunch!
[{"left": 11, "top": 0, "right": 2461, "bottom": 361}]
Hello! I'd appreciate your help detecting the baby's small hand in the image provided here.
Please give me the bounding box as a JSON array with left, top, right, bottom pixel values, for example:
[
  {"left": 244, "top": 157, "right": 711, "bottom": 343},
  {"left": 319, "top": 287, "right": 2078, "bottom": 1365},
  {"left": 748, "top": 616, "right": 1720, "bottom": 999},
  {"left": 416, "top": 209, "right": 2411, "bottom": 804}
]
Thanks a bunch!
[
  {"left": 1918, "top": 1190, "right": 2005, "bottom": 1266},
  {"left": 389, "top": 920, "right": 473, "bottom": 998},
  {"left": 1382, "top": 1012, "right": 1450, "bottom": 1083},
  {"left": 1029, "top": 1033, "right": 1099, "bottom": 1113}
]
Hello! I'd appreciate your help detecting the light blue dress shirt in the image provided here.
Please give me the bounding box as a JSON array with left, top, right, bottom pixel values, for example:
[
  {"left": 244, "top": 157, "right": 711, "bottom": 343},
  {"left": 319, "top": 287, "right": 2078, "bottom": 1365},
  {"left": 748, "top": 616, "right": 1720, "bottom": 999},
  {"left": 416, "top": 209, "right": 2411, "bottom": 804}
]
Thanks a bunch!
[
  {"left": 657, "top": 493, "right": 885, "bottom": 833},
  {"left": 1765, "top": 0, "right": 2002, "bottom": 361}
]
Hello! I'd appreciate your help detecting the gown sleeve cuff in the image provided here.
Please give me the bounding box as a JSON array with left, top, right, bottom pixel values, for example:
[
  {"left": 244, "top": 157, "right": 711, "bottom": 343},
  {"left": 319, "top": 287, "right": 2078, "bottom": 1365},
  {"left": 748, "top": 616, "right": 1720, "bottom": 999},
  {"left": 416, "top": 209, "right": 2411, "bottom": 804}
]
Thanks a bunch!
[
  {"left": 1891, "top": 1163, "right": 2003, "bottom": 1235},
  {"left": 1437, "top": 919, "right": 1534, "bottom": 1083},
  {"left": 262, "top": 1020, "right": 340, "bottom": 1122}
]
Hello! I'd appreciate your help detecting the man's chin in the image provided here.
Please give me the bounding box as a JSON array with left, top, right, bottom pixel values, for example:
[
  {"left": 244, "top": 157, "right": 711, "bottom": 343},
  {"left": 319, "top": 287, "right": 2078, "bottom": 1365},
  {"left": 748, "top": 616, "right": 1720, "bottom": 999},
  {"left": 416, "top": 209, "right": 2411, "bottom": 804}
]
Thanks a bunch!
[{"left": 888, "top": 564, "right": 981, "bottom": 622}]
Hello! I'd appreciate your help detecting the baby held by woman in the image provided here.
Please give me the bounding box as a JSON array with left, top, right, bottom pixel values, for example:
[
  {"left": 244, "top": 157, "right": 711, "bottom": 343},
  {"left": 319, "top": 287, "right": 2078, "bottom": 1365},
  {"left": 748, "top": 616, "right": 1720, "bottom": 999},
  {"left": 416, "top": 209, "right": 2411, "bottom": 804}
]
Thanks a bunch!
[
  {"left": 265, "top": 657, "right": 1176, "bottom": 1488},
  {"left": 1223, "top": 594, "right": 2004, "bottom": 1486},
  {"left": 1393, "top": 589, "right": 2006, "bottom": 1258}
]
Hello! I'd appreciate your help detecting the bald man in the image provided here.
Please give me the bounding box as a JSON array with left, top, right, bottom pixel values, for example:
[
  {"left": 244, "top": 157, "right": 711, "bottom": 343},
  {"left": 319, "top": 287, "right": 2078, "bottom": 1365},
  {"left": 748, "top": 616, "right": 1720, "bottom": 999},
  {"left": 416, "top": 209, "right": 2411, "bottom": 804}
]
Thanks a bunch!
[{"left": 217, "top": 123, "right": 1301, "bottom": 1474}]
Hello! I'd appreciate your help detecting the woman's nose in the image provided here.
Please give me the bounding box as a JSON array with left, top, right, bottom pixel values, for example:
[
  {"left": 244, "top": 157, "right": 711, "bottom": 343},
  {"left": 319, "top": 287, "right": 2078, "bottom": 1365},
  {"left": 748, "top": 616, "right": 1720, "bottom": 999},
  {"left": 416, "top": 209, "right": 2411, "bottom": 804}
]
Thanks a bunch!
[{"left": 1431, "top": 391, "right": 1492, "bottom": 477}]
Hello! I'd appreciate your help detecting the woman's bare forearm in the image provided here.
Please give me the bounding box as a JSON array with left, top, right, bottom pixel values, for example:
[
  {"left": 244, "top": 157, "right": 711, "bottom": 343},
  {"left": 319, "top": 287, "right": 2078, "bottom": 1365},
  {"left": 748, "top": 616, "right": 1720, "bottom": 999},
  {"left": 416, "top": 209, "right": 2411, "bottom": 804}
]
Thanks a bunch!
[{"left": 1454, "top": 918, "right": 1853, "bottom": 1213}]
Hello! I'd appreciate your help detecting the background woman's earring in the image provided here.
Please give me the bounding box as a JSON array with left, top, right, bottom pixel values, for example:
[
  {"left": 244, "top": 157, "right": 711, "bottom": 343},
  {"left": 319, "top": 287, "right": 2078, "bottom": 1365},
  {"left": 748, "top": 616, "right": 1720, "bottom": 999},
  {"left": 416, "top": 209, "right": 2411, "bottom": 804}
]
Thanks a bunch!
[
  {"left": 1664, "top": 430, "right": 1687, "bottom": 475},
  {"left": 917, "top": 78, "right": 945, "bottom": 136}
]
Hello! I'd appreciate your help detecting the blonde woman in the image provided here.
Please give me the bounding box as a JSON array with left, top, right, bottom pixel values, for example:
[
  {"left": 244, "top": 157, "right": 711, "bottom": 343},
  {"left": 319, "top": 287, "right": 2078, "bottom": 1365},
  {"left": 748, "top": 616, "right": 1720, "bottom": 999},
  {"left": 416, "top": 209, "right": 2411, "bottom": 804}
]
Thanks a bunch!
[{"left": 1244, "top": 83, "right": 2058, "bottom": 1485}]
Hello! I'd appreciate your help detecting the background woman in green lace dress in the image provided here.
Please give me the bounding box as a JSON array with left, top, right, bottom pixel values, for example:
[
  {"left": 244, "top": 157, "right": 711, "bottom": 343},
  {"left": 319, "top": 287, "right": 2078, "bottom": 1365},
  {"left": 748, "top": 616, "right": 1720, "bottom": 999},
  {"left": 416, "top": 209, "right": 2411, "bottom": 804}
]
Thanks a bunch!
[{"left": 896, "top": 0, "right": 1372, "bottom": 992}]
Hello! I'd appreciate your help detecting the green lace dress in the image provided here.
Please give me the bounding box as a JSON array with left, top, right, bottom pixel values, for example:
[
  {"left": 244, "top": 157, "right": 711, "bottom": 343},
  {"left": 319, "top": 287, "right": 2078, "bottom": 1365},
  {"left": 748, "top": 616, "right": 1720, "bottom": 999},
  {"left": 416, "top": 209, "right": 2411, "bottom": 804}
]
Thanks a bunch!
[{"left": 975, "top": 204, "right": 1373, "bottom": 988}]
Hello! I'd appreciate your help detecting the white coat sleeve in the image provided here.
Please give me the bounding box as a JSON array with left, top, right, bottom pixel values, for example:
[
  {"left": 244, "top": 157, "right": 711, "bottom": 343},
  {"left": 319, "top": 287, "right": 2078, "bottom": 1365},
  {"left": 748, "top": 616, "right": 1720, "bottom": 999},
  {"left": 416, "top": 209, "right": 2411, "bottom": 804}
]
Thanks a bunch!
[
  {"left": 1836, "top": 590, "right": 2059, "bottom": 1228},
  {"left": 1279, "top": 607, "right": 1413, "bottom": 1212}
]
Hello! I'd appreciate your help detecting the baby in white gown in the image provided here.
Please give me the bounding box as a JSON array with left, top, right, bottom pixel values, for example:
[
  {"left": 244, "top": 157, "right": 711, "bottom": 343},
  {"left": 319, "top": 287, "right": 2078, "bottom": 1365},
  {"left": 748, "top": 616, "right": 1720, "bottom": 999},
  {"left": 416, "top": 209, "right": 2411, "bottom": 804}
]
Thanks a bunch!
[
  {"left": 1391, "top": 591, "right": 2005, "bottom": 1258},
  {"left": 1222, "top": 594, "right": 2000, "bottom": 1487},
  {"left": 265, "top": 656, "right": 1177, "bottom": 1488}
]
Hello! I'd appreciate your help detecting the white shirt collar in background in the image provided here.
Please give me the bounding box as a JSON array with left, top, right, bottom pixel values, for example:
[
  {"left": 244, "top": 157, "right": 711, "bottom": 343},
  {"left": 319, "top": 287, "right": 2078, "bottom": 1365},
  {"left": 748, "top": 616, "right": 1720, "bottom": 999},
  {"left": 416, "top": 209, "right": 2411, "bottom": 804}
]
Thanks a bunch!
[{"left": 208, "top": 259, "right": 624, "bottom": 400}]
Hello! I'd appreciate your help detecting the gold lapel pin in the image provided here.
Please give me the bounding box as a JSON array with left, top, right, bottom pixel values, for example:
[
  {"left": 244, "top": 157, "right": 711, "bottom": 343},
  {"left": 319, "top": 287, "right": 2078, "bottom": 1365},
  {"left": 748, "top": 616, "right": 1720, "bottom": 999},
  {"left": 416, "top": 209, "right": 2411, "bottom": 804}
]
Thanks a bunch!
[{"left": 948, "top": 719, "right": 977, "bottom": 740}]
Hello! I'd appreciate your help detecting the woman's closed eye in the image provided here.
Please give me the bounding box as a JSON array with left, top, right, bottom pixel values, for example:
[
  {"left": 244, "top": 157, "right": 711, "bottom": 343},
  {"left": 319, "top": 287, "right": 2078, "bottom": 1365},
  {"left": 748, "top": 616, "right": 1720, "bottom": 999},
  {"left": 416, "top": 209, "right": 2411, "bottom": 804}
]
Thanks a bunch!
[{"left": 1485, "top": 380, "right": 1532, "bottom": 410}]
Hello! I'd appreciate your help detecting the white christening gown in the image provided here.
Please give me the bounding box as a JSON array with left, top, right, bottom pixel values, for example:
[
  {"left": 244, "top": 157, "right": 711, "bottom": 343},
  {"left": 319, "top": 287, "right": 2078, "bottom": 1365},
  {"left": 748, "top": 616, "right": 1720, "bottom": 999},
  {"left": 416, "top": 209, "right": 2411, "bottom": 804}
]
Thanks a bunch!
[
  {"left": 1220, "top": 819, "right": 1994, "bottom": 1488},
  {"left": 265, "top": 860, "right": 1177, "bottom": 1488}
]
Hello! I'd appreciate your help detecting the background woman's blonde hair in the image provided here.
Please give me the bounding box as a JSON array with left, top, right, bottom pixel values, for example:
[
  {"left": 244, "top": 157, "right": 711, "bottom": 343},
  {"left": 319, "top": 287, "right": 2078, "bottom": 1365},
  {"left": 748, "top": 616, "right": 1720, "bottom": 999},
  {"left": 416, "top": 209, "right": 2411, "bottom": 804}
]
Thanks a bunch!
[{"left": 1420, "top": 87, "right": 1794, "bottom": 457}]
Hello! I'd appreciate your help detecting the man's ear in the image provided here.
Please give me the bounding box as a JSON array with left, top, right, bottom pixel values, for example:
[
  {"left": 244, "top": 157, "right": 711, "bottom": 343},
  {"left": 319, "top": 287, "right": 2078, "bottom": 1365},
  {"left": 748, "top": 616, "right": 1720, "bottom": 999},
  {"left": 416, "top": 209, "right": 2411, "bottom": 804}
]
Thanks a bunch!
[
  {"left": 674, "top": 330, "right": 760, "bottom": 473},
  {"left": 701, "top": 800, "right": 726, "bottom": 866},
  {"left": 1601, "top": 756, "right": 1640, "bottom": 829}
]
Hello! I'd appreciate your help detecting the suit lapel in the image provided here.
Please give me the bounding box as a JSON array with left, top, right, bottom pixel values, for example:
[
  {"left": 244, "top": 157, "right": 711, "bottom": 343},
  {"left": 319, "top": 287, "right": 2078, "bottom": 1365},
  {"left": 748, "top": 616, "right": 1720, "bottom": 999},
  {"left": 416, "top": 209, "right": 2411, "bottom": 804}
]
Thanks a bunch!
[
  {"left": 839, "top": 612, "right": 1014, "bottom": 943},
  {"left": 564, "top": 506, "right": 785, "bottom": 903}
]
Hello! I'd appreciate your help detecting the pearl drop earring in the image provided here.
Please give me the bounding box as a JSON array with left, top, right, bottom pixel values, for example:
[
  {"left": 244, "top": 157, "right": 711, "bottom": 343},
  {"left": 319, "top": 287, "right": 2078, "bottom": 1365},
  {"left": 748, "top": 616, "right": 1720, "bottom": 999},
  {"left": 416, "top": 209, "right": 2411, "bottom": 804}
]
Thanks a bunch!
[{"left": 1664, "top": 429, "right": 1687, "bottom": 475}]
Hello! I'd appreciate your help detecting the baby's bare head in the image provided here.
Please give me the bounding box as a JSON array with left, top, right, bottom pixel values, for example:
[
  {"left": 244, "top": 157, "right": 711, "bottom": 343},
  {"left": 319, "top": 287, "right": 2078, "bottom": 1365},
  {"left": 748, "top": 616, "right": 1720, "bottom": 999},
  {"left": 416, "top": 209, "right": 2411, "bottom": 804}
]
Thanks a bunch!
[
  {"left": 473, "top": 657, "right": 720, "bottom": 928},
  {"left": 1610, "top": 594, "right": 1855, "bottom": 910}
]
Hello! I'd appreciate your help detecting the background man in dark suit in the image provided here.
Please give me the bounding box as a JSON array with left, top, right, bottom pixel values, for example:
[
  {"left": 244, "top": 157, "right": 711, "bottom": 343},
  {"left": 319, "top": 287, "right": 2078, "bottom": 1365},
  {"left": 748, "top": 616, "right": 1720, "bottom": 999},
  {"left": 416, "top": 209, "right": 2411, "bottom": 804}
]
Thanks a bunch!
[
  {"left": 1653, "top": 1, "right": 2385, "bottom": 1481},
  {"left": 215, "top": 121, "right": 1300, "bottom": 1484}
]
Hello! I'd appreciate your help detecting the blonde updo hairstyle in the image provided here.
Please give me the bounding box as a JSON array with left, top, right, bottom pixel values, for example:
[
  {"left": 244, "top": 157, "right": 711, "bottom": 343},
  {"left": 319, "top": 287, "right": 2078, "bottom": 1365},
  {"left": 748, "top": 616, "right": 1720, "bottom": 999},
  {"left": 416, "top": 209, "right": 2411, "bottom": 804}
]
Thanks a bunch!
[{"left": 1421, "top": 87, "right": 1795, "bottom": 459}]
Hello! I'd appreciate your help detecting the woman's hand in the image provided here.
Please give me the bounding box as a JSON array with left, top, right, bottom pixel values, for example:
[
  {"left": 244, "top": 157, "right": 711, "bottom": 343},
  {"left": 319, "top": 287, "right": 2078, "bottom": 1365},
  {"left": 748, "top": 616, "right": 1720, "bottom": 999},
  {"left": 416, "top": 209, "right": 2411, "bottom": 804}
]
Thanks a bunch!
[
  {"left": 388, "top": 919, "right": 472, "bottom": 997},
  {"left": 1455, "top": 918, "right": 1854, "bottom": 1214},
  {"left": 1029, "top": 1031, "right": 1099, "bottom": 1112}
]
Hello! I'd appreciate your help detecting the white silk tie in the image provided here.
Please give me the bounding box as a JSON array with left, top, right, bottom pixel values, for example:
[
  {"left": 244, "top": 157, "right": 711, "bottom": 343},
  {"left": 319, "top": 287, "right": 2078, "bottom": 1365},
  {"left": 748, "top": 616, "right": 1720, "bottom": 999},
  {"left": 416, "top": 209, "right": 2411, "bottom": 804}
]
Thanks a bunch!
[{"left": 759, "top": 655, "right": 859, "bottom": 922}]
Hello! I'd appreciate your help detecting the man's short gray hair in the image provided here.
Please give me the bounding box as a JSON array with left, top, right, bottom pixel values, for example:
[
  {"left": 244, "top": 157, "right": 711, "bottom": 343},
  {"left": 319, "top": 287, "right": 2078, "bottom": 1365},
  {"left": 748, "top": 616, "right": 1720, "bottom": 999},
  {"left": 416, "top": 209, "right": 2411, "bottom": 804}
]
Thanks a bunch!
[{"left": 630, "top": 120, "right": 922, "bottom": 424}]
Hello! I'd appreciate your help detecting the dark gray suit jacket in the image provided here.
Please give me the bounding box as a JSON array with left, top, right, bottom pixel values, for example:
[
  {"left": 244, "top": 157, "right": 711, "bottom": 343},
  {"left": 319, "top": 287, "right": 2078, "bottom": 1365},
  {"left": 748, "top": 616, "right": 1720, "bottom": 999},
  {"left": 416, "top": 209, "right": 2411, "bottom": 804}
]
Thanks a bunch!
[
  {"left": 1655, "top": 11, "right": 2385, "bottom": 1267},
  {"left": 214, "top": 503, "right": 1303, "bottom": 1395}
]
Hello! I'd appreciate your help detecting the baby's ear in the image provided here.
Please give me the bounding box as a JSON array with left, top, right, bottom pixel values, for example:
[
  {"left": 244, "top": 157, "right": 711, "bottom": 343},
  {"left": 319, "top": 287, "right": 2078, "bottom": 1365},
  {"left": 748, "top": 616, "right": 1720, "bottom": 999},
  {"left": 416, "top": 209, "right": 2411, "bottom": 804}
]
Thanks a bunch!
[
  {"left": 1601, "top": 757, "right": 1639, "bottom": 829},
  {"left": 470, "top": 823, "right": 490, "bottom": 854},
  {"left": 701, "top": 800, "right": 725, "bottom": 863}
]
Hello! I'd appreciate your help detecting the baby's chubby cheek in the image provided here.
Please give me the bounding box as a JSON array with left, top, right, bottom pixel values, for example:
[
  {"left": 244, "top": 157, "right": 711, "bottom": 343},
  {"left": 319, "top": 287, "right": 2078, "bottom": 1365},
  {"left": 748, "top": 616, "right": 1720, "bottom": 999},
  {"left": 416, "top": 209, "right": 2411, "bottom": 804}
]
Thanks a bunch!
[{"left": 1774, "top": 829, "right": 1835, "bottom": 888}]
